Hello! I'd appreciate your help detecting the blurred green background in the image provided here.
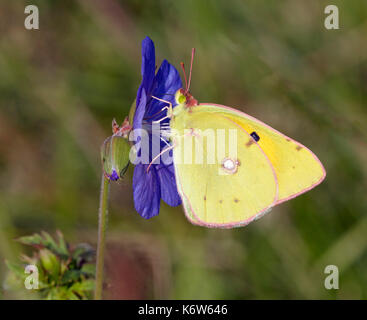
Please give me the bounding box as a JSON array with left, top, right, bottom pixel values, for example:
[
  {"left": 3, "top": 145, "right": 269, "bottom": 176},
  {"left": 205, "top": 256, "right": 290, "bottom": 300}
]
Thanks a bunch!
[{"left": 0, "top": 0, "right": 366, "bottom": 299}]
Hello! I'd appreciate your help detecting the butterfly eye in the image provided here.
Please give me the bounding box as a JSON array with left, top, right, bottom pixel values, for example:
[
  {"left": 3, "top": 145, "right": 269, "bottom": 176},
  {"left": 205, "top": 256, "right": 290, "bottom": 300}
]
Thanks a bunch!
[
  {"left": 175, "top": 89, "right": 186, "bottom": 105},
  {"left": 221, "top": 158, "right": 240, "bottom": 174}
]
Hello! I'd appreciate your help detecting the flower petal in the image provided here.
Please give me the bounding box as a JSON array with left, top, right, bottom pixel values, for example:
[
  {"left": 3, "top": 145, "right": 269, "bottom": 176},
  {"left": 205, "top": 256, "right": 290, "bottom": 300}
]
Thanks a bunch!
[
  {"left": 146, "top": 60, "right": 182, "bottom": 119},
  {"left": 133, "top": 164, "right": 161, "bottom": 219},
  {"left": 140, "top": 37, "right": 156, "bottom": 95},
  {"left": 133, "top": 87, "right": 147, "bottom": 130},
  {"left": 135, "top": 37, "right": 156, "bottom": 123},
  {"left": 156, "top": 163, "right": 182, "bottom": 207},
  {"left": 155, "top": 60, "right": 182, "bottom": 98}
]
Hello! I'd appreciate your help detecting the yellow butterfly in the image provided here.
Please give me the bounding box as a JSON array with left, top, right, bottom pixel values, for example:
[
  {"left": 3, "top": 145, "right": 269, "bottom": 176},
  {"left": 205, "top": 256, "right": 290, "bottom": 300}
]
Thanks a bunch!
[{"left": 166, "top": 50, "right": 326, "bottom": 228}]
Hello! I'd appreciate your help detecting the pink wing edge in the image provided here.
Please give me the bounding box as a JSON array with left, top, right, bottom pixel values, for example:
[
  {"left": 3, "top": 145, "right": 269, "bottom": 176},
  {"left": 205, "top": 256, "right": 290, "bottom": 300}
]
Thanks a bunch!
[{"left": 173, "top": 110, "right": 280, "bottom": 229}]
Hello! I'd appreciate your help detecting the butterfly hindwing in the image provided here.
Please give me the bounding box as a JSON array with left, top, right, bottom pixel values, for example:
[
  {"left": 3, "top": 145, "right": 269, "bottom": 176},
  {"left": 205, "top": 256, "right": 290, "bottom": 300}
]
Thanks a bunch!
[{"left": 171, "top": 111, "right": 278, "bottom": 227}]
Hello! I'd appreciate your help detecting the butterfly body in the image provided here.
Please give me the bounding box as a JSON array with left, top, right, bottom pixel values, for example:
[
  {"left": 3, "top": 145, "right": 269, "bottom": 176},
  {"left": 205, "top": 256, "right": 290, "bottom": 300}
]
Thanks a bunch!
[{"left": 169, "top": 90, "right": 326, "bottom": 228}]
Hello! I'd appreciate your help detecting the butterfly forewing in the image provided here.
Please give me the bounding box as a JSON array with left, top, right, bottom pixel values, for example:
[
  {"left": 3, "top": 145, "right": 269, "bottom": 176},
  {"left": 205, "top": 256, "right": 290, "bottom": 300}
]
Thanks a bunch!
[{"left": 197, "top": 104, "right": 326, "bottom": 204}]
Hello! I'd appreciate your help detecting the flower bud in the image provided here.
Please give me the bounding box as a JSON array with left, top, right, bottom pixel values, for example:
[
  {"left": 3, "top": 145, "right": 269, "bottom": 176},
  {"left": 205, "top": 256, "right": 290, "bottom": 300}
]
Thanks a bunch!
[{"left": 101, "top": 135, "right": 131, "bottom": 181}]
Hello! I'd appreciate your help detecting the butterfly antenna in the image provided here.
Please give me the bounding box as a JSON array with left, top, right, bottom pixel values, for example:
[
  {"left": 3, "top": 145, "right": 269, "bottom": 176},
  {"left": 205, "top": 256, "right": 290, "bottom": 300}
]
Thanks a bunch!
[
  {"left": 187, "top": 48, "right": 195, "bottom": 93},
  {"left": 180, "top": 62, "right": 188, "bottom": 92}
]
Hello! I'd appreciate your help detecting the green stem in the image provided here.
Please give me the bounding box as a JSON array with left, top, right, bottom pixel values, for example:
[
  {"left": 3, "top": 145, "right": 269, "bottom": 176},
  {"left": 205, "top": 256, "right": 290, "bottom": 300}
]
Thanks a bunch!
[{"left": 94, "top": 174, "right": 110, "bottom": 300}]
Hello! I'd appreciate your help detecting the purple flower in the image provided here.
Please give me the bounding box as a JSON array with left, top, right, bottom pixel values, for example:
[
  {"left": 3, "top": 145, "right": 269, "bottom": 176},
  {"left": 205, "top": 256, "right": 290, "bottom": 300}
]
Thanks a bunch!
[{"left": 132, "top": 37, "right": 182, "bottom": 219}]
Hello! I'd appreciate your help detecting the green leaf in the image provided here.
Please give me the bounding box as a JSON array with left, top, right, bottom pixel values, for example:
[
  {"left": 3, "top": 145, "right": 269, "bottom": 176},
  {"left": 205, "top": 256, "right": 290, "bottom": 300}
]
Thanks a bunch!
[
  {"left": 17, "top": 233, "right": 44, "bottom": 247},
  {"left": 56, "top": 230, "right": 69, "bottom": 256},
  {"left": 69, "top": 279, "right": 95, "bottom": 293},
  {"left": 61, "top": 270, "right": 82, "bottom": 284},
  {"left": 17, "top": 231, "right": 69, "bottom": 259},
  {"left": 80, "top": 263, "right": 95, "bottom": 277},
  {"left": 7, "top": 231, "right": 95, "bottom": 300},
  {"left": 72, "top": 243, "right": 95, "bottom": 267}
]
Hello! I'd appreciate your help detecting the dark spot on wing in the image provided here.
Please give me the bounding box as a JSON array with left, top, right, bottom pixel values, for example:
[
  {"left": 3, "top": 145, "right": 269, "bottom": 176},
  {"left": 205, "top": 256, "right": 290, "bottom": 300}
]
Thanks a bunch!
[
  {"left": 204, "top": 196, "right": 206, "bottom": 201},
  {"left": 234, "top": 198, "right": 239, "bottom": 203},
  {"left": 219, "top": 200, "right": 223, "bottom": 204},
  {"left": 250, "top": 131, "right": 260, "bottom": 142},
  {"left": 286, "top": 138, "right": 291, "bottom": 142},
  {"left": 246, "top": 139, "right": 254, "bottom": 147},
  {"left": 296, "top": 145, "right": 303, "bottom": 151}
]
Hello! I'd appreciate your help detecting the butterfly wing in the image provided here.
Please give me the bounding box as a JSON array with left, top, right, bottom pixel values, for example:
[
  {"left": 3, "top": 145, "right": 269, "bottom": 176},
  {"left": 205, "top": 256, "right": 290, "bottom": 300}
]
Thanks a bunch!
[
  {"left": 171, "top": 111, "right": 278, "bottom": 228},
  {"left": 197, "top": 104, "right": 326, "bottom": 204}
]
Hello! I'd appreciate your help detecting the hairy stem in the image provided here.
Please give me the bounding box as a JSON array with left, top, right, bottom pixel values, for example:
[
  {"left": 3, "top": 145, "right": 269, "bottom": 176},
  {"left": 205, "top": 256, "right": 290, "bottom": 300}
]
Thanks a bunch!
[{"left": 94, "top": 174, "right": 110, "bottom": 300}]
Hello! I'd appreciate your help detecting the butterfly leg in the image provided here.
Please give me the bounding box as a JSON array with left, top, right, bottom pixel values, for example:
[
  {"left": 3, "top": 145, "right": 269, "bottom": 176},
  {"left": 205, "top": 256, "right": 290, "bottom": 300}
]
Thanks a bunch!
[
  {"left": 151, "top": 96, "right": 173, "bottom": 123},
  {"left": 146, "top": 142, "right": 176, "bottom": 173}
]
